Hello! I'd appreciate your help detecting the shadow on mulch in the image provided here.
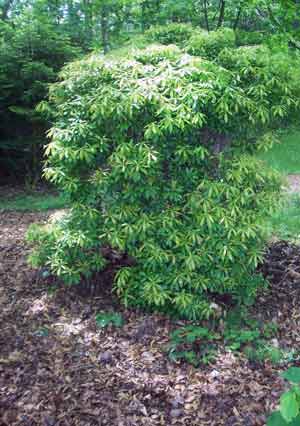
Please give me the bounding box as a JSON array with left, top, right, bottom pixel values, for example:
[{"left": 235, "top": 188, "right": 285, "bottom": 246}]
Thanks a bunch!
[{"left": 1, "top": 212, "right": 300, "bottom": 426}]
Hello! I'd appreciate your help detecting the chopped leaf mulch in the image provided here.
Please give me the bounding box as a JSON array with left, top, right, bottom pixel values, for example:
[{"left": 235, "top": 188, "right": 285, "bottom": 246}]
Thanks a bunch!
[{"left": 1, "top": 212, "right": 300, "bottom": 426}]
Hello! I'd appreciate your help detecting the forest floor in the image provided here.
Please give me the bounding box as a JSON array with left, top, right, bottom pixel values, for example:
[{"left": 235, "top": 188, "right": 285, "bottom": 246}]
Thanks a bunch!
[{"left": 1, "top": 210, "right": 300, "bottom": 426}]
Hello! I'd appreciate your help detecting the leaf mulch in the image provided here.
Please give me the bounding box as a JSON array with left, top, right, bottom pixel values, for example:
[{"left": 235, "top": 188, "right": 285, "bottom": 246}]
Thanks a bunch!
[{"left": 1, "top": 213, "right": 300, "bottom": 426}]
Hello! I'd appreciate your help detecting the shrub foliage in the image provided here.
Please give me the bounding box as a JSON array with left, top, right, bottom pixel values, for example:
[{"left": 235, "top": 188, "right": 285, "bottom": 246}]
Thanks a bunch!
[
  {"left": 28, "top": 42, "right": 300, "bottom": 319},
  {"left": 235, "top": 30, "right": 266, "bottom": 47},
  {"left": 186, "top": 28, "right": 236, "bottom": 59},
  {"left": 145, "top": 23, "right": 195, "bottom": 46}
]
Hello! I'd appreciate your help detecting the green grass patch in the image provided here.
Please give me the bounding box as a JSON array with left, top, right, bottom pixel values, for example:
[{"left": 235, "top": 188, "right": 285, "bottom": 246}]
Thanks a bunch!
[
  {"left": 256, "top": 128, "right": 300, "bottom": 239},
  {"left": 266, "top": 195, "right": 300, "bottom": 240},
  {"left": 0, "top": 192, "right": 68, "bottom": 211},
  {"left": 257, "top": 129, "right": 300, "bottom": 175}
]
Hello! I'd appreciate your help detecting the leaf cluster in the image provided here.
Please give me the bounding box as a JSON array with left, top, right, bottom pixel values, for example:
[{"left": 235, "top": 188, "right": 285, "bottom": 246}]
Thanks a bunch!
[
  {"left": 267, "top": 368, "right": 300, "bottom": 426},
  {"left": 187, "top": 28, "right": 236, "bottom": 59},
  {"left": 95, "top": 311, "right": 124, "bottom": 328},
  {"left": 28, "top": 38, "right": 300, "bottom": 319},
  {"left": 168, "top": 309, "right": 295, "bottom": 367},
  {"left": 168, "top": 325, "right": 219, "bottom": 366},
  {"left": 145, "top": 23, "right": 195, "bottom": 46}
]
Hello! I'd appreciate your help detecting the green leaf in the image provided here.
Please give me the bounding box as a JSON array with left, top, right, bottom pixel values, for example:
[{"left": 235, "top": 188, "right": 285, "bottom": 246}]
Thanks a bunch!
[
  {"left": 95, "top": 312, "right": 124, "bottom": 328},
  {"left": 267, "top": 412, "right": 300, "bottom": 426},
  {"left": 281, "top": 368, "right": 300, "bottom": 383},
  {"left": 267, "top": 411, "right": 288, "bottom": 426},
  {"left": 280, "top": 390, "right": 299, "bottom": 423},
  {"left": 290, "top": 415, "right": 300, "bottom": 426}
]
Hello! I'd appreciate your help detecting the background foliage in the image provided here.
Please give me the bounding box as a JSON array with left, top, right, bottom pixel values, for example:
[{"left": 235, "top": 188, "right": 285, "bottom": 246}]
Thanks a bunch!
[
  {"left": 0, "top": 11, "right": 77, "bottom": 181},
  {"left": 0, "top": 0, "right": 300, "bottom": 181}
]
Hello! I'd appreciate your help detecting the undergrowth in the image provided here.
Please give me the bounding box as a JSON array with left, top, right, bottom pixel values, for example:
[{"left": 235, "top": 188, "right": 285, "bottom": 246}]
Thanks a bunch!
[
  {"left": 168, "top": 307, "right": 300, "bottom": 367},
  {"left": 95, "top": 311, "right": 124, "bottom": 328}
]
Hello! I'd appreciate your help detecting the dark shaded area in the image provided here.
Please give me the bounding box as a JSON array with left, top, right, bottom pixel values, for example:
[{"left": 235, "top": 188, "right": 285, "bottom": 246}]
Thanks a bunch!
[
  {"left": 0, "top": 16, "right": 79, "bottom": 184},
  {"left": 260, "top": 240, "right": 300, "bottom": 285}
]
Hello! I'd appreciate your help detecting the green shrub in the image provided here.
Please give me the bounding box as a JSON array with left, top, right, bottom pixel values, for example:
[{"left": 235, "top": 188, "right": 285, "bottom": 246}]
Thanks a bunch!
[
  {"left": 187, "top": 28, "right": 236, "bottom": 59},
  {"left": 218, "top": 45, "right": 271, "bottom": 69},
  {"left": 145, "top": 23, "right": 194, "bottom": 46},
  {"left": 244, "top": 344, "right": 284, "bottom": 364},
  {"left": 133, "top": 44, "right": 181, "bottom": 64},
  {"left": 265, "top": 34, "right": 291, "bottom": 54},
  {"left": 167, "top": 311, "right": 285, "bottom": 367},
  {"left": 236, "top": 30, "right": 266, "bottom": 46},
  {"left": 223, "top": 309, "right": 282, "bottom": 363},
  {"left": 218, "top": 46, "right": 300, "bottom": 127},
  {"left": 168, "top": 326, "right": 219, "bottom": 366},
  {"left": 28, "top": 46, "right": 295, "bottom": 319},
  {"left": 96, "top": 312, "right": 124, "bottom": 328}
]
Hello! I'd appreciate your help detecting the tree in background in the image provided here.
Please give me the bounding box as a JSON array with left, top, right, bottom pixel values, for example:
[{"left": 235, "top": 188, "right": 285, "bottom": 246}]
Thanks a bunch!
[{"left": 0, "top": 5, "right": 78, "bottom": 182}]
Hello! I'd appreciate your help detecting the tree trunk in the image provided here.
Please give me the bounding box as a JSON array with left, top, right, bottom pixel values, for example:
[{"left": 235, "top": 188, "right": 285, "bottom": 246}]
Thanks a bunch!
[
  {"left": 233, "top": 4, "right": 243, "bottom": 30},
  {"left": 203, "top": 0, "right": 210, "bottom": 31},
  {"left": 101, "top": 6, "right": 109, "bottom": 54},
  {"left": 82, "top": 0, "right": 94, "bottom": 45},
  {"left": 217, "top": 0, "right": 226, "bottom": 28},
  {"left": 141, "top": 1, "right": 148, "bottom": 32}
]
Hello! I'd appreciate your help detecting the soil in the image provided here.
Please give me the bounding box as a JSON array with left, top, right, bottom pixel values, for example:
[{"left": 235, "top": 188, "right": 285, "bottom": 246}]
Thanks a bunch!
[{"left": 1, "top": 212, "right": 300, "bottom": 426}]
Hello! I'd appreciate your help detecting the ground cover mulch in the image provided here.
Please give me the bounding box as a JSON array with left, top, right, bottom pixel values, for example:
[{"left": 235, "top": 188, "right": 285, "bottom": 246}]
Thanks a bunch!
[{"left": 1, "top": 212, "right": 300, "bottom": 426}]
